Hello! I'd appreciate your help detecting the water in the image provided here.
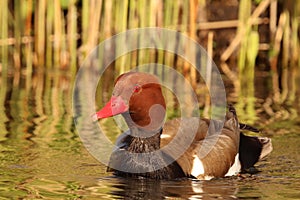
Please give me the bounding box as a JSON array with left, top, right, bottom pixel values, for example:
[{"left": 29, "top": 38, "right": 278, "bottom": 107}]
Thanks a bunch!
[{"left": 0, "top": 72, "right": 299, "bottom": 199}]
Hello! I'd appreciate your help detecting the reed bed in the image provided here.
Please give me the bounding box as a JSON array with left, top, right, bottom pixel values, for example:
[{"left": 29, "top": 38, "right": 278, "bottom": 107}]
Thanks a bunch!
[{"left": 0, "top": 0, "right": 299, "bottom": 122}]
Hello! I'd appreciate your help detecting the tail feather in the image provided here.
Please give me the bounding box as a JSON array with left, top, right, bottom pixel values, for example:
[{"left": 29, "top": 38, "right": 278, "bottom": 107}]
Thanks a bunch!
[{"left": 239, "top": 123, "right": 260, "bottom": 133}]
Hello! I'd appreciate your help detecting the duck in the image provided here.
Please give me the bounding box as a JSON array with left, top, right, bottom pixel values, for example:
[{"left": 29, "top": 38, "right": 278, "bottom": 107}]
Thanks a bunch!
[{"left": 94, "top": 72, "right": 272, "bottom": 180}]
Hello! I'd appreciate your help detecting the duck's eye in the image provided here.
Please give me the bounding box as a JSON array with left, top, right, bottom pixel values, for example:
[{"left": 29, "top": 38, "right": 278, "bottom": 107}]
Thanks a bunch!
[{"left": 133, "top": 85, "right": 141, "bottom": 93}]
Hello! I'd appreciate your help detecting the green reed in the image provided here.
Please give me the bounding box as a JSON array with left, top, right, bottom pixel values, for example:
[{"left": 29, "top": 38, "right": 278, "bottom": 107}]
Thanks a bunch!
[
  {"left": 115, "top": 0, "right": 128, "bottom": 74},
  {"left": 235, "top": 0, "right": 258, "bottom": 123},
  {"left": 0, "top": 0, "right": 8, "bottom": 70},
  {"left": 0, "top": 0, "right": 8, "bottom": 138},
  {"left": 164, "top": 0, "right": 179, "bottom": 70},
  {"left": 1, "top": 0, "right": 299, "bottom": 73},
  {"left": 81, "top": 0, "right": 89, "bottom": 46}
]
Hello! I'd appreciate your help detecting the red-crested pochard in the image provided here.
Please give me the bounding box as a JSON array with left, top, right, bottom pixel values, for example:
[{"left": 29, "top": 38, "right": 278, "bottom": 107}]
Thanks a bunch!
[{"left": 94, "top": 72, "right": 272, "bottom": 179}]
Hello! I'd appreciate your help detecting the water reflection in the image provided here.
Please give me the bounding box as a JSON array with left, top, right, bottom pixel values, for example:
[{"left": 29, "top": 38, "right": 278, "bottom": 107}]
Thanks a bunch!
[
  {"left": 104, "top": 177, "right": 240, "bottom": 199},
  {"left": 0, "top": 69, "right": 299, "bottom": 199}
]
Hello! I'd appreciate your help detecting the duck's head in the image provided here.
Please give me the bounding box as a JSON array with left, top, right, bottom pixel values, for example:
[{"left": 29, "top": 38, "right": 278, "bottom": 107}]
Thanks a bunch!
[{"left": 95, "top": 72, "right": 166, "bottom": 131}]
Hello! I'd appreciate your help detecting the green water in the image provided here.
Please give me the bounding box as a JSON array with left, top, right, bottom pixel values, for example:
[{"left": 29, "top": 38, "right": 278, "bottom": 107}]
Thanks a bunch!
[{"left": 0, "top": 72, "right": 299, "bottom": 199}]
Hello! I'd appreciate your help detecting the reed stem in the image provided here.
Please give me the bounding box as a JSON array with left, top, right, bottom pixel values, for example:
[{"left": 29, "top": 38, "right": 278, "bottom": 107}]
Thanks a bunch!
[
  {"left": 1, "top": 0, "right": 8, "bottom": 70},
  {"left": 35, "top": 0, "right": 46, "bottom": 67},
  {"left": 81, "top": 0, "right": 89, "bottom": 46},
  {"left": 236, "top": 0, "right": 257, "bottom": 123},
  {"left": 46, "top": 0, "right": 54, "bottom": 69},
  {"left": 13, "top": 0, "right": 22, "bottom": 69},
  {"left": 53, "top": 0, "right": 62, "bottom": 67},
  {"left": 68, "top": 0, "right": 77, "bottom": 76}
]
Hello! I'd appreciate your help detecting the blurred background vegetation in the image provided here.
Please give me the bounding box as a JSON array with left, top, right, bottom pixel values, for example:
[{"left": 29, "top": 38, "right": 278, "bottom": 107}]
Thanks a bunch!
[{"left": 0, "top": 0, "right": 299, "bottom": 124}]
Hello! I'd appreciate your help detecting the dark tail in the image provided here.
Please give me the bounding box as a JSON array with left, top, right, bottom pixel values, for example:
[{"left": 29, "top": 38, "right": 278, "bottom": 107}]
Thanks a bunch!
[
  {"left": 239, "top": 123, "right": 260, "bottom": 133},
  {"left": 239, "top": 133, "right": 273, "bottom": 174}
]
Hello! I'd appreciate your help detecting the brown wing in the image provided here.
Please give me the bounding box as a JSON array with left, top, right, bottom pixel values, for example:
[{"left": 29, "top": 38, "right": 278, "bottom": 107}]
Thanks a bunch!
[
  {"left": 160, "top": 117, "right": 209, "bottom": 177},
  {"left": 160, "top": 108, "right": 239, "bottom": 178}
]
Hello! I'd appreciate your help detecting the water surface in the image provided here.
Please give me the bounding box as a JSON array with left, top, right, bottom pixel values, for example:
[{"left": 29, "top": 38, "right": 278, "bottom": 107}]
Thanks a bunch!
[{"left": 0, "top": 72, "right": 299, "bottom": 199}]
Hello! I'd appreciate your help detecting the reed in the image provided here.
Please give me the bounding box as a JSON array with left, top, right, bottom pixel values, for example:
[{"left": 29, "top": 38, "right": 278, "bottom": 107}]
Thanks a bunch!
[
  {"left": 0, "top": 1, "right": 8, "bottom": 138},
  {"left": 46, "top": 0, "right": 54, "bottom": 69},
  {"left": 34, "top": 0, "right": 46, "bottom": 67},
  {"left": 149, "top": 0, "right": 159, "bottom": 74},
  {"left": 288, "top": 2, "right": 300, "bottom": 103},
  {"left": 203, "top": 31, "right": 213, "bottom": 118},
  {"left": 53, "top": 0, "right": 62, "bottom": 67},
  {"left": 281, "top": 10, "right": 290, "bottom": 103},
  {"left": 182, "top": 0, "right": 190, "bottom": 78},
  {"left": 24, "top": 0, "right": 33, "bottom": 83},
  {"left": 164, "top": 0, "right": 179, "bottom": 70},
  {"left": 13, "top": 0, "right": 21, "bottom": 70},
  {"left": 236, "top": 0, "right": 258, "bottom": 123},
  {"left": 88, "top": 0, "right": 102, "bottom": 51},
  {"left": 81, "top": 0, "right": 89, "bottom": 47},
  {"left": 245, "top": 30, "right": 259, "bottom": 121},
  {"left": 61, "top": 9, "right": 68, "bottom": 69},
  {"left": 172, "top": 0, "right": 186, "bottom": 75},
  {"left": 146, "top": 0, "right": 162, "bottom": 74},
  {"left": 1, "top": 0, "right": 298, "bottom": 70},
  {"left": 0, "top": 0, "right": 8, "bottom": 71},
  {"left": 128, "top": 0, "right": 138, "bottom": 68},
  {"left": 115, "top": 0, "right": 128, "bottom": 74},
  {"left": 137, "top": 0, "right": 149, "bottom": 66},
  {"left": 188, "top": 0, "right": 198, "bottom": 89},
  {"left": 67, "top": 0, "right": 78, "bottom": 76},
  {"left": 269, "top": 11, "right": 286, "bottom": 103}
]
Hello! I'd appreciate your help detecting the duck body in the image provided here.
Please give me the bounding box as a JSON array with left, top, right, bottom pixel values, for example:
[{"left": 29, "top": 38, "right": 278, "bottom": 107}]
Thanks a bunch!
[
  {"left": 108, "top": 129, "right": 186, "bottom": 179},
  {"left": 108, "top": 116, "right": 239, "bottom": 179},
  {"left": 95, "top": 72, "right": 272, "bottom": 180}
]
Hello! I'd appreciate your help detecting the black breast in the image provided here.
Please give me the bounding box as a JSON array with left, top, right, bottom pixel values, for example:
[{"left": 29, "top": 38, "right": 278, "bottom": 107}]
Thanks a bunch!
[{"left": 107, "top": 129, "right": 186, "bottom": 179}]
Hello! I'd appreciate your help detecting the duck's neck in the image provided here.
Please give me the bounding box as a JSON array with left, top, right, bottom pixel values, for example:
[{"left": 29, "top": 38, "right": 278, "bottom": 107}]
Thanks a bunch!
[
  {"left": 121, "top": 112, "right": 163, "bottom": 153},
  {"left": 111, "top": 115, "right": 185, "bottom": 179},
  {"left": 125, "top": 126, "right": 162, "bottom": 153}
]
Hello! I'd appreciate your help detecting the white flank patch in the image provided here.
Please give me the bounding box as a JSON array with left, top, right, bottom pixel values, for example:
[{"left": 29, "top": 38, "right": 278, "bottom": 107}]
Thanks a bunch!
[
  {"left": 160, "top": 134, "right": 171, "bottom": 139},
  {"left": 225, "top": 153, "right": 241, "bottom": 177},
  {"left": 203, "top": 175, "right": 214, "bottom": 180},
  {"left": 191, "top": 155, "right": 205, "bottom": 178}
]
